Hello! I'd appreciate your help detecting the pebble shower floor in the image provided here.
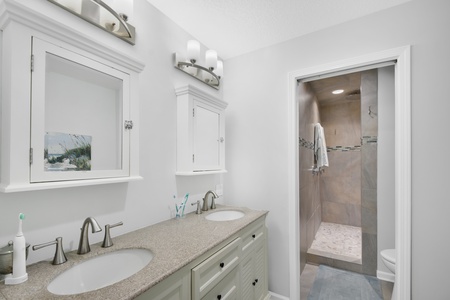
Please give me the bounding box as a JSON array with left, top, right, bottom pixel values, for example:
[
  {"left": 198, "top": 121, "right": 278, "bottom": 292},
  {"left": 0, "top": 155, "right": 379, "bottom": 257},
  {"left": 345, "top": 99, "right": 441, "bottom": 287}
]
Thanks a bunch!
[{"left": 309, "top": 222, "right": 361, "bottom": 261}]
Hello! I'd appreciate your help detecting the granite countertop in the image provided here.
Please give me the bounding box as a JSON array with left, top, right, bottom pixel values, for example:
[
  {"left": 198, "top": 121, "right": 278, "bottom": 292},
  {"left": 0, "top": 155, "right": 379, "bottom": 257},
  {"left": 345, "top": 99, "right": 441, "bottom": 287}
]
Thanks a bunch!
[{"left": 0, "top": 205, "right": 268, "bottom": 299}]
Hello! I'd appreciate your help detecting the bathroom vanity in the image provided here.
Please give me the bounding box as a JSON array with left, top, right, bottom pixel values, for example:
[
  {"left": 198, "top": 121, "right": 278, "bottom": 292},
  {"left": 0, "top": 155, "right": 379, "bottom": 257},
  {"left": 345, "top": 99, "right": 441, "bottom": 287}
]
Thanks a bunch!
[{"left": 0, "top": 206, "right": 269, "bottom": 299}]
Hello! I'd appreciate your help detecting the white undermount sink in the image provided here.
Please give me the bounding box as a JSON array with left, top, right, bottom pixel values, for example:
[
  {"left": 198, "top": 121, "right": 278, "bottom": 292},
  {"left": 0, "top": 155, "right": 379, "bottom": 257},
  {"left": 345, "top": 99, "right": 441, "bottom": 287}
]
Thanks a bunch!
[
  {"left": 205, "top": 210, "right": 245, "bottom": 221},
  {"left": 47, "top": 248, "right": 153, "bottom": 295}
]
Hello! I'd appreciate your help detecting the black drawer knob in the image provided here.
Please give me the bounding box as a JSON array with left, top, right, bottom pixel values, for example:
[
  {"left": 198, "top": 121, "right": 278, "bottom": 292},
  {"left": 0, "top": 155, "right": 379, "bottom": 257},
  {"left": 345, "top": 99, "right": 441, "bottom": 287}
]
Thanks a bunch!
[
  {"left": 217, "top": 295, "right": 222, "bottom": 300},
  {"left": 255, "top": 279, "right": 258, "bottom": 283},
  {"left": 220, "top": 262, "right": 224, "bottom": 268},
  {"left": 252, "top": 234, "right": 256, "bottom": 238},
  {"left": 252, "top": 281, "right": 256, "bottom": 286}
]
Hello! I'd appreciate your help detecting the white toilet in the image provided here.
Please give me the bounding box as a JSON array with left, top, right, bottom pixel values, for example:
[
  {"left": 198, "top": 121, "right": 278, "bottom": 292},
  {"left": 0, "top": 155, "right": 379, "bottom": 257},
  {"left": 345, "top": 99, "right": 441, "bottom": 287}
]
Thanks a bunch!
[{"left": 380, "top": 249, "right": 396, "bottom": 300}]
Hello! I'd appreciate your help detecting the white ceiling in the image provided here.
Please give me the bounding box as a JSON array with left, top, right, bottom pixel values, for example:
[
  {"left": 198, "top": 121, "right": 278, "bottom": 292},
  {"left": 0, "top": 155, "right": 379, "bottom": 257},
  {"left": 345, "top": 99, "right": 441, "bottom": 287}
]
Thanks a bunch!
[{"left": 146, "top": 0, "right": 410, "bottom": 60}]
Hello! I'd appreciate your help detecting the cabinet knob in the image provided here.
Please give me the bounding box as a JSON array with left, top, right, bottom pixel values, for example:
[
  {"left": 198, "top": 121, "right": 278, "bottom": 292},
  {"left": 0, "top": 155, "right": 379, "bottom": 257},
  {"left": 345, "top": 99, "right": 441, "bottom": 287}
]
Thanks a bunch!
[
  {"left": 252, "top": 234, "right": 256, "bottom": 238},
  {"left": 252, "top": 281, "right": 256, "bottom": 286},
  {"left": 218, "top": 137, "right": 224, "bottom": 143},
  {"left": 217, "top": 295, "right": 222, "bottom": 300},
  {"left": 219, "top": 262, "right": 225, "bottom": 268}
]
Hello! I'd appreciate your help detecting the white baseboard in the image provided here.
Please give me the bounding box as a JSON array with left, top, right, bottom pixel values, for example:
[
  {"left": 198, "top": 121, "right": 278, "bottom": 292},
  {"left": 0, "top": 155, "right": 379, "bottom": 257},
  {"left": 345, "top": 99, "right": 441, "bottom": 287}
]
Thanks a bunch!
[
  {"left": 269, "top": 291, "right": 290, "bottom": 300},
  {"left": 377, "top": 270, "right": 395, "bottom": 283}
]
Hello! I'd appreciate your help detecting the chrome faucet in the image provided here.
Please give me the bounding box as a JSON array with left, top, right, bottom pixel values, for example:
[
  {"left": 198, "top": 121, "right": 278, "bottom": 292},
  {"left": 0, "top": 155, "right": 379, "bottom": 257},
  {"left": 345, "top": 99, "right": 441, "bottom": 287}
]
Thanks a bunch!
[
  {"left": 202, "top": 190, "right": 219, "bottom": 211},
  {"left": 77, "top": 217, "right": 102, "bottom": 254}
]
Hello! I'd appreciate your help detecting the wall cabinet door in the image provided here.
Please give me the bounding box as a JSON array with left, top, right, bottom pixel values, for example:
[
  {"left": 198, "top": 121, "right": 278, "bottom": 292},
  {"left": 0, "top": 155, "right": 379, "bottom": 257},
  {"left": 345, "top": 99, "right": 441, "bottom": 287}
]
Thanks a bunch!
[
  {"left": 193, "top": 101, "right": 223, "bottom": 171},
  {"left": 175, "top": 85, "right": 227, "bottom": 175},
  {"left": 30, "top": 37, "right": 131, "bottom": 182},
  {"left": 0, "top": 2, "right": 143, "bottom": 192}
]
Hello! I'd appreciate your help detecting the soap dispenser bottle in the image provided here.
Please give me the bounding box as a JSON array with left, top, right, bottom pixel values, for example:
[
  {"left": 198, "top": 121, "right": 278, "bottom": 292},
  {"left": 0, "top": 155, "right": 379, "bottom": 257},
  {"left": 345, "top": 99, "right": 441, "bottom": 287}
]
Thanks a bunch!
[{"left": 5, "top": 213, "right": 28, "bottom": 285}]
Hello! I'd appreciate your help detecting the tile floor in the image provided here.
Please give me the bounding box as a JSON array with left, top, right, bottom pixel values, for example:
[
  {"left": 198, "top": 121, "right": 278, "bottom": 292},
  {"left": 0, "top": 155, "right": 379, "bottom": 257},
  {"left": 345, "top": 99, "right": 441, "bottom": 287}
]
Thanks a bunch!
[
  {"left": 300, "top": 263, "right": 393, "bottom": 300},
  {"left": 302, "top": 222, "right": 393, "bottom": 300}
]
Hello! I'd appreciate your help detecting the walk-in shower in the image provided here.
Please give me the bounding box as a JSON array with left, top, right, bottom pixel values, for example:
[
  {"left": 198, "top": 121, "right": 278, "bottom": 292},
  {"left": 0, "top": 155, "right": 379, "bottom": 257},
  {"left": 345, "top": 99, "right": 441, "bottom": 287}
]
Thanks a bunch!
[{"left": 298, "top": 68, "right": 387, "bottom": 276}]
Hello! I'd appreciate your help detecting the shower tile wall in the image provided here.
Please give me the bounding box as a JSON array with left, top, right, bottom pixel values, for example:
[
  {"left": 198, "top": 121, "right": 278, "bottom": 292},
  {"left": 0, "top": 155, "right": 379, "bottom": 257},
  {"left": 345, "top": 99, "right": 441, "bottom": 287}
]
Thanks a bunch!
[
  {"left": 320, "top": 100, "right": 361, "bottom": 227},
  {"left": 360, "top": 70, "right": 378, "bottom": 276},
  {"left": 298, "top": 82, "right": 321, "bottom": 274}
]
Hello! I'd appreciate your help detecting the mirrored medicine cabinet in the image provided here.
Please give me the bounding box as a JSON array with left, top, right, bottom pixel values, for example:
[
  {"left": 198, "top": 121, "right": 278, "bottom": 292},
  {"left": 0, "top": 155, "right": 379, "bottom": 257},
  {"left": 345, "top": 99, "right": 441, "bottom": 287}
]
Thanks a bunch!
[{"left": 0, "top": 0, "right": 144, "bottom": 192}]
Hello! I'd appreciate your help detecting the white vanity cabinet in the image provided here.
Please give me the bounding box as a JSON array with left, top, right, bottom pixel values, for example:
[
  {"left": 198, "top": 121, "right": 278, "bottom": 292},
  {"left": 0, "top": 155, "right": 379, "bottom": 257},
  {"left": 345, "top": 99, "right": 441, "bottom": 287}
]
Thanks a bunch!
[
  {"left": 201, "top": 266, "right": 240, "bottom": 300},
  {"left": 135, "top": 269, "right": 191, "bottom": 300},
  {"left": 192, "top": 238, "right": 241, "bottom": 299},
  {"left": 138, "top": 216, "right": 268, "bottom": 300},
  {"left": 0, "top": 1, "right": 144, "bottom": 192},
  {"left": 175, "top": 85, "right": 227, "bottom": 175},
  {"left": 240, "top": 239, "right": 267, "bottom": 300},
  {"left": 240, "top": 219, "right": 268, "bottom": 300}
]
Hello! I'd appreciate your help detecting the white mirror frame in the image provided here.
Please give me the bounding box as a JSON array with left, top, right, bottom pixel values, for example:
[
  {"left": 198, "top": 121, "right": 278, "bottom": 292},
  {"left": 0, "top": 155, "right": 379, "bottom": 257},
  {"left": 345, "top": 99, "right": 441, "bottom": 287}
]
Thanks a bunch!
[{"left": 287, "top": 46, "right": 411, "bottom": 300}]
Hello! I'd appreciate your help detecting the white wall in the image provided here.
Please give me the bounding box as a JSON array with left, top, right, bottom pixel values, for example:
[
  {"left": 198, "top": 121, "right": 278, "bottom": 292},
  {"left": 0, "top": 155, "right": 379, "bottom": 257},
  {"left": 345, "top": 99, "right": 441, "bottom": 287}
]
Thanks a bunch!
[
  {"left": 224, "top": 0, "right": 450, "bottom": 298},
  {"left": 0, "top": 0, "right": 224, "bottom": 265}
]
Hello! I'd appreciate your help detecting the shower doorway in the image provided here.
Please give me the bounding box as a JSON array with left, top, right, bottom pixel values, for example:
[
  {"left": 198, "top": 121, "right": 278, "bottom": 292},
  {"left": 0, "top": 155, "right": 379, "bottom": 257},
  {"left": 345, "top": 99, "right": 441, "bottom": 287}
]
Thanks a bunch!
[
  {"left": 287, "top": 46, "right": 411, "bottom": 300},
  {"left": 298, "top": 68, "right": 386, "bottom": 276}
]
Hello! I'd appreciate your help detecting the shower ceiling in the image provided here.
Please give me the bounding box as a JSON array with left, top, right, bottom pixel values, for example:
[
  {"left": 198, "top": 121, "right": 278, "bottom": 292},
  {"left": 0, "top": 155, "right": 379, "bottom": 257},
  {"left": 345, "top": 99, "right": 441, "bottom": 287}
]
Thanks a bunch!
[{"left": 308, "top": 72, "right": 361, "bottom": 106}]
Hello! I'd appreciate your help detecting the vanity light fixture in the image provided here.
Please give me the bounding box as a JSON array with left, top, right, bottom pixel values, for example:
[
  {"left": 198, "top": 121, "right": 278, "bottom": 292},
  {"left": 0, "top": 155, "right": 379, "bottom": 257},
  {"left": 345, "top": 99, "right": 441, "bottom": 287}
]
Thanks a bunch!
[
  {"left": 174, "top": 40, "right": 223, "bottom": 90},
  {"left": 332, "top": 89, "right": 344, "bottom": 94},
  {"left": 47, "top": 0, "right": 136, "bottom": 45}
]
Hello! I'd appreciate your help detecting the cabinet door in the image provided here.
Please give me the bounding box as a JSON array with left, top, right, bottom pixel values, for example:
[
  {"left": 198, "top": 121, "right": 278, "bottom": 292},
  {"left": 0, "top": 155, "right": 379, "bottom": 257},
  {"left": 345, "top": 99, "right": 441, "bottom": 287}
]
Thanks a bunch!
[
  {"left": 240, "top": 239, "right": 267, "bottom": 300},
  {"left": 240, "top": 253, "right": 254, "bottom": 300},
  {"left": 135, "top": 270, "right": 190, "bottom": 300},
  {"left": 30, "top": 37, "right": 130, "bottom": 182},
  {"left": 193, "top": 101, "right": 223, "bottom": 171},
  {"left": 253, "top": 239, "right": 267, "bottom": 300}
]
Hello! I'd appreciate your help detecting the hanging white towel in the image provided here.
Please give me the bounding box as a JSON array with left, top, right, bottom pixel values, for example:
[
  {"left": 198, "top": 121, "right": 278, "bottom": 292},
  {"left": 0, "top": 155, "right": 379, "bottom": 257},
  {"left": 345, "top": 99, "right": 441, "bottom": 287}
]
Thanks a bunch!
[{"left": 314, "top": 123, "right": 329, "bottom": 171}]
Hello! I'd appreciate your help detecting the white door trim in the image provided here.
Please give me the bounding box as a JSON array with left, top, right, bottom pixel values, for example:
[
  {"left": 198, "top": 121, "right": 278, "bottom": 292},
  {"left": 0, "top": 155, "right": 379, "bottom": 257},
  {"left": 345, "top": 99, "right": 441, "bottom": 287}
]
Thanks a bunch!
[{"left": 287, "top": 45, "right": 411, "bottom": 300}]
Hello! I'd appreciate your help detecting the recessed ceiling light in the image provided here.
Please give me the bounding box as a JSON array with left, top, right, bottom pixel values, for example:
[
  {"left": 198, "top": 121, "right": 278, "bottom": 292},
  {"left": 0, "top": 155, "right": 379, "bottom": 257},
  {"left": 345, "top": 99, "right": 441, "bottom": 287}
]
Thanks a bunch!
[{"left": 332, "top": 89, "right": 344, "bottom": 94}]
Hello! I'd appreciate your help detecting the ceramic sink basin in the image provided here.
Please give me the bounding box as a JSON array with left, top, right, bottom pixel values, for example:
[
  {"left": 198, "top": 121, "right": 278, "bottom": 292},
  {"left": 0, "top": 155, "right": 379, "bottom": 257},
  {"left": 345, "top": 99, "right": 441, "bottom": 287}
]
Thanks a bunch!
[
  {"left": 47, "top": 248, "right": 153, "bottom": 295},
  {"left": 205, "top": 210, "right": 245, "bottom": 221}
]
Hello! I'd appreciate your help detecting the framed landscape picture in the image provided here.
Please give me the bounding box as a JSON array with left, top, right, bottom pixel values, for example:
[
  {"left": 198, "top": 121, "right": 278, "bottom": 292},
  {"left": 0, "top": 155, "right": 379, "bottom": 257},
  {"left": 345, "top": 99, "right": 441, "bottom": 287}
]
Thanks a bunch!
[{"left": 44, "top": 132, "right": 92, "bottom": 171}]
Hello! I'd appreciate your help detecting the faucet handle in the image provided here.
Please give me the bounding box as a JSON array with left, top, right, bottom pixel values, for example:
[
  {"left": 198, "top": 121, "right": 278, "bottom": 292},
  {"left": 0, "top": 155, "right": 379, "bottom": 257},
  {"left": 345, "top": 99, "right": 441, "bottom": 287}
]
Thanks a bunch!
[
  {"left": 102, "top": 221, "right": 123, "bottom": 248},
  {"left": 191, "top": 201, "right": 202, "bottom": 214},
  {"left": 32, "top": 237, "right": 67, "bottom": 265}
]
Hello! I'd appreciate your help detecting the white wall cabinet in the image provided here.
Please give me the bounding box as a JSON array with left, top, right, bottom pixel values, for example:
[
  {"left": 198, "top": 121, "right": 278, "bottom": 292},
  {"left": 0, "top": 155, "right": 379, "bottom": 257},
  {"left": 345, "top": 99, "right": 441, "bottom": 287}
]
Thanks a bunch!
[
  {"left": 0, "top": 0, "right": 144, "bottom": 192},
  {"left": 139, "top": 217, "right": 268, "bottom": 300},
  {"left": 175, "top": 85, "right": 227, "bottom": 175}
]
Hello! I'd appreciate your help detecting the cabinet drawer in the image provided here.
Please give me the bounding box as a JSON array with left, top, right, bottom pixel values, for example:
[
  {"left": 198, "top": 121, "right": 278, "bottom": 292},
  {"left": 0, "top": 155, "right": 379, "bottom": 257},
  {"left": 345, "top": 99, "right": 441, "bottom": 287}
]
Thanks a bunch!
[
  {"left": 192, "top": 238, "right": 241, "bottom": 299},
  {"left": 241, "top": 219, "right": 265, "bottom": 258},
  {"left": 201, "top": 266, "right": 239, "bottom": 300}
]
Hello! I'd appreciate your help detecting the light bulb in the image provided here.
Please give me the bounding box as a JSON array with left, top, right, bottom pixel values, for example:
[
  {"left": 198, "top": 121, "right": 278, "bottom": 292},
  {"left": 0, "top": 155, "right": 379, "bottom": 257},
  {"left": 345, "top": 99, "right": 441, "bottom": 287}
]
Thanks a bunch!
[
  {"left": 216, "top": 60, "right": 223, "bottom": 78},
  {"left": 205, "top": 50, "right": 217, "bottom": 71},
  {"left": 187, "top": 40, "right": 200, "bottom": 64}
]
